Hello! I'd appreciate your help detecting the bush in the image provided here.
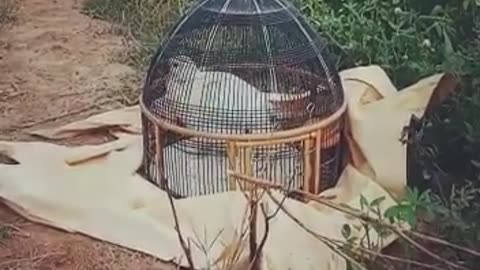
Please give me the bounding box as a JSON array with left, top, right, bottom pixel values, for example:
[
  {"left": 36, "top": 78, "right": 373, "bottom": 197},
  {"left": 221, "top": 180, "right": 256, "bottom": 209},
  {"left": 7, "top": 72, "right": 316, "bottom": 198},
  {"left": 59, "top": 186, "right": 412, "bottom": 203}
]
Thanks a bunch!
[
  {"left": 298, "top": 0, "right": 480, "bottom": 212},
  {"left": 354, "top": 186, "right": 480, "bottom": 270},
  {"left": 299, "top": 0, "right": 479, "bottom": 88}
]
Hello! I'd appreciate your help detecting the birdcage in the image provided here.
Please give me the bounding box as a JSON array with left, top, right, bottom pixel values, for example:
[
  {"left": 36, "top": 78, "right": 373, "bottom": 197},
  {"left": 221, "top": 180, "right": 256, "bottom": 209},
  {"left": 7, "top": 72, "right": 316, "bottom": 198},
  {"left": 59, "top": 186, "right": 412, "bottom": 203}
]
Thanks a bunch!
[{"left": 140, "top": 0, "right": 347, "bottom": 198}]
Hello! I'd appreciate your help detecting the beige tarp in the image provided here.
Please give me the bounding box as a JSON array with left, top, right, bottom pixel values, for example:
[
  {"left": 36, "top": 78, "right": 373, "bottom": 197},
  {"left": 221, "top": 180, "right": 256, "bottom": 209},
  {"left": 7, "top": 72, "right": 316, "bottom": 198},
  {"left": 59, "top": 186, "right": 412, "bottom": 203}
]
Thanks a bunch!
[{"left": 0, "top": 65, "right": 452, "bottom": 270}]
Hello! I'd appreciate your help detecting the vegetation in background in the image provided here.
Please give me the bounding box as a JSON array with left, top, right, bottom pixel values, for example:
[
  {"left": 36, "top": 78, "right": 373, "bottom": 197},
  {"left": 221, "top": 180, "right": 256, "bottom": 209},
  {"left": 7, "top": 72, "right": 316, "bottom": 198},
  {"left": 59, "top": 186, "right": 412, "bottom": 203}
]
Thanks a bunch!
[
  {"left": 304, "top": 1, "right": 480, "bottom": 268},
  {"left": 299, "top": 0, "right": 479, "bottom": 87},
  {"left": 338, "top": 187, "right": 480, "bottom": 270},
  {"left": 83, "top": 0, "right": 480, "bottom": 269},
  {"left": 0, "top": 0, "right": 17, "bottom": 31}
]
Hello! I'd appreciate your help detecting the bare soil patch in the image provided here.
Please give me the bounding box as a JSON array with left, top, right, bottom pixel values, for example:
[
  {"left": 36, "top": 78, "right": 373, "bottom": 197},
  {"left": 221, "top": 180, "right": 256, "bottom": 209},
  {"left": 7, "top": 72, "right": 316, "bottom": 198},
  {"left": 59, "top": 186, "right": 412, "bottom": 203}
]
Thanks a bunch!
[
  {"left": 0, "top": 0, "right": 138, "bottom": 141},
  {"left": 0, "top": 1, "right": 172, "bottom": 269}
]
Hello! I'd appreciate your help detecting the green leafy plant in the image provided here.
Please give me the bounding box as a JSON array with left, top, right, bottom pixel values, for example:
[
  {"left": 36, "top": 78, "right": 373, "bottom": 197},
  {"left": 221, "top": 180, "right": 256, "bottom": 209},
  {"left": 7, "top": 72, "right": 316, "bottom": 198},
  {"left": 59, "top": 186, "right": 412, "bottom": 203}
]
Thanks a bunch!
[
  {"left": 374, "top": 184, "right": 479, "bottom": 270},
  {"left": 384, "top": 188, "right": 431, "bottom": 227},
  {"left": 299, "top": 0, "right": 464, "bottom": 87},
  {"left": 340, "top": 195, "right": 394, "bottom": 269}
]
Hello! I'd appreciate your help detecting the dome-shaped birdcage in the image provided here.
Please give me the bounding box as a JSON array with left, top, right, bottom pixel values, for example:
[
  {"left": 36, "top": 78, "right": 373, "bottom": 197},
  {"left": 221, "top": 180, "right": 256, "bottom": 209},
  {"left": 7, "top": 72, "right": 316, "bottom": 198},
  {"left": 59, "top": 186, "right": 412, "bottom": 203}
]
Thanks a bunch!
[{"left": 140, "top": 0, "right": 347, "bottom": 198}]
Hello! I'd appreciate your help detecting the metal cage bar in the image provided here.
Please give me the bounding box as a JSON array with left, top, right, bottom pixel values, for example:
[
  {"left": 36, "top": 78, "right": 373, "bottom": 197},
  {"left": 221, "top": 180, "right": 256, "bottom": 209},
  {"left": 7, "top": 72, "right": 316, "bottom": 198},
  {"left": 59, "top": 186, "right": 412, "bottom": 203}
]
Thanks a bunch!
[{"left": 141, "top": 0, "right": 347, "bottom": 198}]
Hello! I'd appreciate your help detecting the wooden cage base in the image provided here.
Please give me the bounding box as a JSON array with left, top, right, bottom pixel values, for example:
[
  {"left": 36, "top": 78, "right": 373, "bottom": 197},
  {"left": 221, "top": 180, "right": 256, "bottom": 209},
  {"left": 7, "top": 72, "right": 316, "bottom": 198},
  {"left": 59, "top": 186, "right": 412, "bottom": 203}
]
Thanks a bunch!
[{"left": 140, "top": 95, "right": 348, "bottom": 198}]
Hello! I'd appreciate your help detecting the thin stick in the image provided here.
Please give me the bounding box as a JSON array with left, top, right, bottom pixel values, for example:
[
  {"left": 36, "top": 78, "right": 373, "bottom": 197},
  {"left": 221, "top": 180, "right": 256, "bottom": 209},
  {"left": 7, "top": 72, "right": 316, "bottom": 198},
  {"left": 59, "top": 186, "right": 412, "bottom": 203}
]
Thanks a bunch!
[
  {"left": 0, "top": 252, "right": 67, "bottom": 267},
  {"left": 248, "top": 194, "right": 258, "bottom": 269},
  {"left": 246, "top": 192, "right": 288, "bottom": 270},
  {"left": 10, "top": 82, "right": 20, "bottom": 92},
  {"left": 265, "top": 190, "right": 453, "bottom": 270},
  {"left": 265, "top": 190, "right": 368, "bottom": 270},
  {"left": 395, "top": 229, "right": 468, "bottom": 270},
  {"left": 228, "top": 171, "right": 480, "bottom": 266},
  {"left": 247, "top": 202, "right": 270, "bottom": 270},
  {"left": 16, "top": 101, "right": 113, "bottom": 129},
  {"left": 165, "top": 183, "right": 195, "bottom": 269},
  {"left": 0, "top": 222, "right": 30, "bottom": 238},
  {"left": 407, "top": 231, "right": 480, "bottom": 257}
]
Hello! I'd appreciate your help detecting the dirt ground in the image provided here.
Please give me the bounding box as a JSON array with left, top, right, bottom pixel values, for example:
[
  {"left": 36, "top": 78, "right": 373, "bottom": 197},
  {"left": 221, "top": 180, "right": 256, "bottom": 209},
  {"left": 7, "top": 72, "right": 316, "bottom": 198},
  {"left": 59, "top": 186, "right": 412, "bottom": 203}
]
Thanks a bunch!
[
  {"left": 0, "top": 0, "right": 173, "bottom": 269},
  {"left": 0, "top": 0, "right": 138, "bottom": 141}
]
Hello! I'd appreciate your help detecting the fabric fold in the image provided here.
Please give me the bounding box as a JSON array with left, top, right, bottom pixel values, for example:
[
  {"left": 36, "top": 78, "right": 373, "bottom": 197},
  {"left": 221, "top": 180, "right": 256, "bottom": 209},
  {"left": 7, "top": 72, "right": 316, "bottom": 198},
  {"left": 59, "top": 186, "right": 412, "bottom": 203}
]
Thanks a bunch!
[{"left": 0, "top": 65, "right": 453, "bottom": 270}]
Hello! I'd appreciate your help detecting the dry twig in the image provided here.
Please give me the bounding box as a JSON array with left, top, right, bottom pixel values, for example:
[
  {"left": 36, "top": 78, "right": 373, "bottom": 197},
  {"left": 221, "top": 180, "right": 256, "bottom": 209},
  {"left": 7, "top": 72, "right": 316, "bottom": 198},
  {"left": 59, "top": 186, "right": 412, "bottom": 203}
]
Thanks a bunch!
[
  {"left": 0, "top": 221, "right": 30, "bottom": 238},
  {"left": 407, "top": 231, "right": 480, "bottom": 257},
  {"left": 229, "top": 171, "right": 476, "bottom": 270},
  {"left": 165, "top": 182, "right": 196, "bottom": 270},
  {"left": 0, "top": 251, "right": 67, "bottom": 268},
  {"left": 264, "top": 189, "right": 368, "bottom": 270},
  {"left": 16, "top": 101, "right": 112, "bottom": 129},
  {"left": 234, "top": 166, "right": 295, "bottom": 270},
  {"left": 268, "top": 191, "right": 453, "bottom": 270}
]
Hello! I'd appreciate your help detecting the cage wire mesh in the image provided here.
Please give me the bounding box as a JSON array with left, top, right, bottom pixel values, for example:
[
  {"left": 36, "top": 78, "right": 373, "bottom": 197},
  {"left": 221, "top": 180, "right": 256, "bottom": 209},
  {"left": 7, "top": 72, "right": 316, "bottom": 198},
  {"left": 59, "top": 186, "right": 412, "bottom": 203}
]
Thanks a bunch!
[{"left": 141, "top": 0, "right": 347, "bottom": 198}]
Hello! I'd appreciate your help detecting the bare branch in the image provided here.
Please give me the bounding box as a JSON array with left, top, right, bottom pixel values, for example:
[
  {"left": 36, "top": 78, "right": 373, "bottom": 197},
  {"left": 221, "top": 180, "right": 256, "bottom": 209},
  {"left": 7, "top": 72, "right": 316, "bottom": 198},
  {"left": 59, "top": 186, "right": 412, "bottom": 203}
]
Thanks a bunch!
[
  {"left": 248, "top": 193, "right": 259, "bottom": 270},
  {"left": 165, "top": 182, "right": 196, "bottom": 269},
  {"left": 407, "top": 231, "right": 480, "bottom": 257},
  {"left": 246, "top": 202, "right": 273, "bottom": 270},
  {"left": 229, "top": 171, "right": 477, "bottom": 270},
  {"left": 264, "top": 189, "right": 369, "bottom": 270}
]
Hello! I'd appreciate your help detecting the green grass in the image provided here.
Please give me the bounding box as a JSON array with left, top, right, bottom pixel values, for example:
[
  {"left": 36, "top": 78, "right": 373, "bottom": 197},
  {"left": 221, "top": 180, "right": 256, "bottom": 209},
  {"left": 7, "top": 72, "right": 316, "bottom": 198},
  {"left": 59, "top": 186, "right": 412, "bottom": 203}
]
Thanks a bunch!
[{"left": 299, "top": 0, "right": 477, "bottom": 88}]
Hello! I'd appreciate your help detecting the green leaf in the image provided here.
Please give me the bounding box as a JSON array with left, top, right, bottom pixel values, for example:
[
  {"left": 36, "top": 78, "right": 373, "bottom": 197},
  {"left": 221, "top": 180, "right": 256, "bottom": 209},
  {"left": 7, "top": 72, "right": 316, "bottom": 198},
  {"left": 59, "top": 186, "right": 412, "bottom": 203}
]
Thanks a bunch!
[
  {"left": 392, "top": 0, "right": 400, "bottom": 5},
  {"left": 370, "top": 196, "right": 386, "bottom": 207},
  {"left": 384, "top": 205, "right": 401, "bottom": 220},
  {"left": 443, "top": 28, "right": 454, "bottom": 56},
  {"left": 417, "top": 194, "right": 426, "bottom": 205},
  {"left": 360, "top": 195, "right": 369, "bottom": 211},
  {"left": 404, "top": 208, "right": 417, "bottom": 227},
  {"left": 385, "top": 204, "right": 414, "bottom": 221},
  {"left": 431, "top": 5, "right": 443, "bottom": 15},
  {"left": 342, "top": 224, "right": 352, "bottom": 239}
]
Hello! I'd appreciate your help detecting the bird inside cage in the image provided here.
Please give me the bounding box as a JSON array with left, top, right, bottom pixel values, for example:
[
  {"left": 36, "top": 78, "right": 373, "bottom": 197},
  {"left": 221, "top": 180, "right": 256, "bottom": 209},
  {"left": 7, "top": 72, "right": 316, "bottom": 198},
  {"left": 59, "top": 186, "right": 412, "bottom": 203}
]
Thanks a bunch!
[{"left": 159, "top": 55, "right": 312, "bottom": 133}]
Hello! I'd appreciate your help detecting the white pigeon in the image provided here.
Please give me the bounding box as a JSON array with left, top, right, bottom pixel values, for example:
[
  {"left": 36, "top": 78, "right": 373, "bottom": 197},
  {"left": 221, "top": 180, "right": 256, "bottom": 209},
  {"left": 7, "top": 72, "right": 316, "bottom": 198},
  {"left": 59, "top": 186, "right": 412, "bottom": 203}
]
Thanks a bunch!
[
  {"left": 163, "top": 55, "right": 310, "bottom": 133},
  {"left": 151, "top": 55, "right": 308, "bottom": 193}
]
